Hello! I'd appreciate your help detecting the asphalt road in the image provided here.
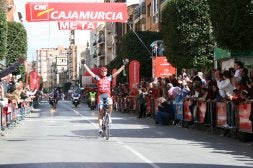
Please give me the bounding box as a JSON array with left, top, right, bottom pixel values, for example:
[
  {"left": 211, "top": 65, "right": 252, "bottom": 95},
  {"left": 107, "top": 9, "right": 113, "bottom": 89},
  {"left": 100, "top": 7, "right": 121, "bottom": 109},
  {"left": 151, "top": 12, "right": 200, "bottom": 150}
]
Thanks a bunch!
[{"left": 0, "top": 100, "right": 253, "bottom": 168}]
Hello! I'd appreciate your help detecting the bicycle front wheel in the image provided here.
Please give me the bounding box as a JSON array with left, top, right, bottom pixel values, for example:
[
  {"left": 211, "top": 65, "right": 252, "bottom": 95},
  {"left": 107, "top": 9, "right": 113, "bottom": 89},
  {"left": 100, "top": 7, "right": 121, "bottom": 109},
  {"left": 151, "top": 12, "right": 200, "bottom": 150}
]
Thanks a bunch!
[{"left": 104, "top": 114, "right": 110, "bottom": 140}]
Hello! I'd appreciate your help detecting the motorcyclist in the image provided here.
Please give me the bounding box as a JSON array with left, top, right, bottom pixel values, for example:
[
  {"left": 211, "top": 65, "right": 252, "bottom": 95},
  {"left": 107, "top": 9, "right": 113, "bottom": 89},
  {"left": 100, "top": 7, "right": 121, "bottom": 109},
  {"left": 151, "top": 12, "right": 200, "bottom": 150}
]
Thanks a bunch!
[
  {"left": 88, "top": 89, "right": 97, "bottom": 108},
  {"left": 48, "top": 87, "right": 60, "bottom": 106},
  {"left": 71, "top": 90, "right": 81, "bottom": 100},
  {"left": 71, "top": 90, "right": 81, "bottom": 107}
]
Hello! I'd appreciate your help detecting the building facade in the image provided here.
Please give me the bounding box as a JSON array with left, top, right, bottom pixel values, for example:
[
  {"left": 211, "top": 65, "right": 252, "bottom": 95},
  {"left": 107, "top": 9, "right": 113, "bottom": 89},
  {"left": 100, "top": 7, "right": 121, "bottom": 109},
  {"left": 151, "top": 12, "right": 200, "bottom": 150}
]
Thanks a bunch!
[{"left": 36, "top": 46, "right": 68, "bottom": 90}]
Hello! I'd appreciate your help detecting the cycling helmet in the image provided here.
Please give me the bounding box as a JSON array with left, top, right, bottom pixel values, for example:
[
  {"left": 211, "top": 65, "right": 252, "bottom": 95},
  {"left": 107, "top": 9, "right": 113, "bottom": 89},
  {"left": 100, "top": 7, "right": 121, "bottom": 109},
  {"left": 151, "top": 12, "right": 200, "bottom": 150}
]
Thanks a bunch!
[{"left": 100, "top": 66, "right": 108, "bottom": 72}]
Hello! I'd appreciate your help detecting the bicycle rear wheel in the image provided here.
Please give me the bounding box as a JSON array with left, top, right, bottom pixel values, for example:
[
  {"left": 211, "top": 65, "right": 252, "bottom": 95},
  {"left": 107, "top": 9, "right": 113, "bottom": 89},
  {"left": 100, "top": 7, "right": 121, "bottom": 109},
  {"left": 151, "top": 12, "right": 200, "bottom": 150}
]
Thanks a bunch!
[{"left": 104, "top": 114, "right": 110, "bottom": 140}]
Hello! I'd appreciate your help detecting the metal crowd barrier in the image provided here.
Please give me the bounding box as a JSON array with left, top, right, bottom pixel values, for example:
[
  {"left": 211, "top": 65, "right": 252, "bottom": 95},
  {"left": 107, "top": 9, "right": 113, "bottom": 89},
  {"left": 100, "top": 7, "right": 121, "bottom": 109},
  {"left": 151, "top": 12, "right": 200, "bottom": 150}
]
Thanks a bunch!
[
  {"left": 182, "top": 98, "right": 253, "bottom": 136},
  {"left": 112, "top": 94, "right": 253, "bottom": 138},
  {"left": 113, "top": 95, "right": 160, "bottom": 116},
  {"left": 1, "top": 99, "right": 32, "bottom": 131}
]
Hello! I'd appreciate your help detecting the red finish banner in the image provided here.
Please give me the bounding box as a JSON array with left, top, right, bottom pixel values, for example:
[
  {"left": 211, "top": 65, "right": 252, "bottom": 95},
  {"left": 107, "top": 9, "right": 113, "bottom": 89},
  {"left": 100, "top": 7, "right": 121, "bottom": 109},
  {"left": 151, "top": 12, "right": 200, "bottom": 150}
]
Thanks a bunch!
[
  {"left": 238, "top": 103, "right": 252, "bottom": 133},
  {"left": 26, "top": 2, "right": 128, "bottom": 23},
  {"left": 128, "top": 60, "right": 140, "bottom": 89},
  {"left": 216, "top": 102, "right": 227, "bottom": 127},
  {"left": 152, "top": 56, "right": 176, "bottom": 78},
  {"left": 29, "top": 70, "right": 40, "bottom": 90},
  {"left": 111, "top": 68, "right": 117, "bottom": 88},
  {"left": 58, "top": 21, "right": 97, "bottom": 30}
]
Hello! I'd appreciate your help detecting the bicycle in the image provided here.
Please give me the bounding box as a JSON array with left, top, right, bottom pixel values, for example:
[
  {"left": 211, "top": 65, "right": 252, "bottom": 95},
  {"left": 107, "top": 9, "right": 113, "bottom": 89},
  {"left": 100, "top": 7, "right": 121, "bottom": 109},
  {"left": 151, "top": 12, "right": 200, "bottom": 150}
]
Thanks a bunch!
[{"left": 100, "top": 98, "right": 110, "bottom": 140}]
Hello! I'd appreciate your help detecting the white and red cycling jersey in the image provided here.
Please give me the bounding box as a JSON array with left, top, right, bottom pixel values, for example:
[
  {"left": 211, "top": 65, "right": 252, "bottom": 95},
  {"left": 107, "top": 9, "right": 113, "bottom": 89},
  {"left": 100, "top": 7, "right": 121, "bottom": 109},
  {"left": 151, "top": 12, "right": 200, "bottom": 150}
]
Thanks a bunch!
[
  {"left": 95, "top": 75, "right": 112, "bottom": 97},
  {"left": 95, "top": 75, "right": 113, "bottom": 107}
]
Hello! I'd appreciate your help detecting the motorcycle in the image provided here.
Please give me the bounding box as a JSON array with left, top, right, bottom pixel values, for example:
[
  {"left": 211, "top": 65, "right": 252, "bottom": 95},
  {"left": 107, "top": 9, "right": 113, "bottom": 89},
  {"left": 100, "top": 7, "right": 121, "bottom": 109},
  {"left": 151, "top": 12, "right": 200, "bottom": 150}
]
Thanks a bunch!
[
  {"left": 49, "top": 95, "right": 58, "bottom": 109},
  {"left": 88, "top": 91, "right": 96, "bottom": 110},
  {"left": 89, "top": 96, "right": 96, "bottom": 110},
  {"left": 72, "top": 93, "right": 80, "bottom": 107}
]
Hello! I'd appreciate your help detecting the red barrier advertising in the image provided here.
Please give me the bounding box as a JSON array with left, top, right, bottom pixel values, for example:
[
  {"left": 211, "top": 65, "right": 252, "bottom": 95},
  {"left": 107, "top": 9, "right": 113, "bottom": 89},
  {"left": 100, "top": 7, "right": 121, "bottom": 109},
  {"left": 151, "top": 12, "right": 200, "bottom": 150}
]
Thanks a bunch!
[
  {"left": 128, "top": 60, "right": 140, "bottom": 89},
  {"left": 26, "top": 2, "right": 127, "bottom": 23},
  {"left": 198, "top": 101, "right": 207, "bottom": 124},
  {"left": 29, "top": 70, "right": 40, "bottom": 90},
  {"left": 112, "top": 68, "right": 117, "bottom": 88},
  {"left": 238, "top": 103, "right": 252, "bottom": 133},
  {"left": 58, "top": 21, "right": 97, "bottom": 30},
  {"left": 216, "top": 102, "right": 227, "bottom": 127},
  {"left": 152, "top": 56, "right": 176, "bottom": 78},
  {"left": 1, "top": 107, "right": 7, "bottom": 127},
  {"left": 183, "top": 101, "right": 192, "bottom": 121}
]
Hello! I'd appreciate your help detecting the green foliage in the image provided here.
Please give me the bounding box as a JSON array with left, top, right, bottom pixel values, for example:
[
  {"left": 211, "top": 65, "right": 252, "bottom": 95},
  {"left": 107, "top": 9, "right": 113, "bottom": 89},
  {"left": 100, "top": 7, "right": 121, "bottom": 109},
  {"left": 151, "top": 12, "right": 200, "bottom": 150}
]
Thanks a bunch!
[
  {"left": 0, "top": 12, "right": 8, "bottom": 60},
  {"left": 208, "top": 0, "right": 253, "bottom": 51},
  {"left": 161, "top": 0, "right": 214, "bottom": 69},
  {"left": 6, "top": 22, "right": 27, "bottom": 64},
  {"left": 6, "top": 21, "right": 27, "bottom": 78},
  {"left": 107, "top": 31, "right": 162, "bottom": 82}
]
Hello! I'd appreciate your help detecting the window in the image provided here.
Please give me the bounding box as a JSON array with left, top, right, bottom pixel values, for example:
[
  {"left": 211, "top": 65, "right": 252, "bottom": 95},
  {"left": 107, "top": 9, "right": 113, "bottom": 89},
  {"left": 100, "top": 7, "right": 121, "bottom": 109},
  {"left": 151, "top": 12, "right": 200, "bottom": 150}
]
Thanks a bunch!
[
  {"left": 153, "top": 0, "right": 158, "bottom": 14},
  {"left": 147, "top": 4, "right": 151, "bottom": 17}
]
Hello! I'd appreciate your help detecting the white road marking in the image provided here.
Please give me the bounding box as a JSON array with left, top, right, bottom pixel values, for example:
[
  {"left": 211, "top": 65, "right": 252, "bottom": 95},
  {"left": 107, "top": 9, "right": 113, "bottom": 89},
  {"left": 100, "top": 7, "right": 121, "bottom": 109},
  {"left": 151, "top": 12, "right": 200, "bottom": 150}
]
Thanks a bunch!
[{"left": 72, "top": 108, "right": 161, "bottom": 168}]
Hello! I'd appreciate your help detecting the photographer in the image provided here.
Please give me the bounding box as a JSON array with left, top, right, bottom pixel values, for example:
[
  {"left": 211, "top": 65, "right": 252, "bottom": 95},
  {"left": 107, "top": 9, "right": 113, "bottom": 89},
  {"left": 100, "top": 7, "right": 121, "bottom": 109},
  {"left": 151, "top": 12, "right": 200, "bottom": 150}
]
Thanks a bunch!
[{"left": 155, "top": 97, "right": 175, "bottom": 125}]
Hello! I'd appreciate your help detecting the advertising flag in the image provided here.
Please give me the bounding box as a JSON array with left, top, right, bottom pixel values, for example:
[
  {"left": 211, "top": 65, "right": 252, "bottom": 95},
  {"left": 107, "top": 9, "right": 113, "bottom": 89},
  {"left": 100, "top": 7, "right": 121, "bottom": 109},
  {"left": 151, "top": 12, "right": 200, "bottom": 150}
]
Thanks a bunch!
[
  {"left": 128, "top": 60, "right": 140, "bottom": 89},
  {"left": 152, "top": 56, "right": 176, "bottom": 78},
  {"left": 29, "top": 70, "right": 39, "bottom": 90}
]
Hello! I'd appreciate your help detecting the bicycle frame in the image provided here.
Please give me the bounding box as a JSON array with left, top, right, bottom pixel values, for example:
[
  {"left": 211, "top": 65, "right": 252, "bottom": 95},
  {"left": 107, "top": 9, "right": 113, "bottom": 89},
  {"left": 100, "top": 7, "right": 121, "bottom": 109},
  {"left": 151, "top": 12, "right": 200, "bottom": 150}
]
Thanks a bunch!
[{"left": 101, "top": 98, "right": 110, "bottom": 140}]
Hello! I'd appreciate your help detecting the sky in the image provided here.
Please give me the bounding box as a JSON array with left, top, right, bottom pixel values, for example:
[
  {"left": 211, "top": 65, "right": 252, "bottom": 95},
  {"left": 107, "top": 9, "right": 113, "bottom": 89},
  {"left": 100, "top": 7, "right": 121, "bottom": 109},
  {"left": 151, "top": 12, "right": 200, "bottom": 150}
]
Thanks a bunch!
[{"left": 14, "top": 0, "right": 140, "bottom": 61}]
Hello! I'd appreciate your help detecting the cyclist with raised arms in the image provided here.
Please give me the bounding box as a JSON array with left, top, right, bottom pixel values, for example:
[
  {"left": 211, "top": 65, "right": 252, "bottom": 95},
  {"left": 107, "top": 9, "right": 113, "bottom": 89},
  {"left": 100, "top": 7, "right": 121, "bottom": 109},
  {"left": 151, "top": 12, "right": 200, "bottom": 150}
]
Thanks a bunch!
[{"left": 81, "top": 59, "right": 129, "bottom": 134}]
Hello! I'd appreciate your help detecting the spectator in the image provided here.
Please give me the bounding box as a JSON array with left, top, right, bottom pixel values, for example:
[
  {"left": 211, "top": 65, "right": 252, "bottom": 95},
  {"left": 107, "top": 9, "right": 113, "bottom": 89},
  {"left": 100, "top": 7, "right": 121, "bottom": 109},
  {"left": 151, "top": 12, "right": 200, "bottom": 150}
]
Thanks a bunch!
[
  {"left": 137, "top": 88, "right": 148, "bottom": 119},
  {"left": 233, "top": 60, "right": 244, "bottom": 83},
  {"left": 240, "top": 67, "right": 250, "bottom": 88},
  {"left": 215, "top": 70, "right": 227, "bottom": 99},
  {"left": 198, "top": 72, "right": 206, "bottom": 85},
  {"left": 181, "top": 68, "right": 188, "bottom": 79},
  {"left": 220, "top": 70, "right": 236, "bottom": 101},
  {"left": 155, "top": 97, "right": 175, "bottom": 125},
  {"left": 0, "top": 56, "right": 25, "bottom": 79}
]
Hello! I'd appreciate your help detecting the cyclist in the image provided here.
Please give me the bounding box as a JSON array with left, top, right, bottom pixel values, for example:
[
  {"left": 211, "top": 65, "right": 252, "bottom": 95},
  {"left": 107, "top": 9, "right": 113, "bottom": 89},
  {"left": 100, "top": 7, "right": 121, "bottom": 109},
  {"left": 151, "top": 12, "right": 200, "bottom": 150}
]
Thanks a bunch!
[{"left": 81, "top": 59, "right": 129, "bottom": 133}]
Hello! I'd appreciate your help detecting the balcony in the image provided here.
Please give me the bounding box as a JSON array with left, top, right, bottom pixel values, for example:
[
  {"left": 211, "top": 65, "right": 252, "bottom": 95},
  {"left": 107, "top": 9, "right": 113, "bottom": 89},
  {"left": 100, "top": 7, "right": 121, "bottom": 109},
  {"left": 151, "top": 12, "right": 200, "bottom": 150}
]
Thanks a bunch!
[
  {"left": 106, "top": 23, "right": 113, "bottom": 34},
  {"left": 153, "top": 13, "right": 159, "bottom": 24},
  {"left": 97, "top": 36, "right": 105, "bottom": 44},
  {"left": 92, "top": 51, "right": 97, "bottom": 58},
  {"left": 92, "top": 41, "right": 97, "bottom": 46},
  {"left": 106, "top": 40, "right": 113, "bottom": 48},
  {"left": 97, "top": 50, "right": 105, "bottom": 56}
]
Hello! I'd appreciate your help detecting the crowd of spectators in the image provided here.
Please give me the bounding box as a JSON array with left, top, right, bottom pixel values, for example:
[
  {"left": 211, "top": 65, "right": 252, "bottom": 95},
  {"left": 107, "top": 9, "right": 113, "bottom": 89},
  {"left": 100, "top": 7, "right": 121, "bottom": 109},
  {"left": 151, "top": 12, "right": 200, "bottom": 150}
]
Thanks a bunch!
[
  {"left": 0, "top": 57, "right": 40, "bottom": 136},
  {"left": 112, "top": 60, "right": 253, "bottom": 126}
]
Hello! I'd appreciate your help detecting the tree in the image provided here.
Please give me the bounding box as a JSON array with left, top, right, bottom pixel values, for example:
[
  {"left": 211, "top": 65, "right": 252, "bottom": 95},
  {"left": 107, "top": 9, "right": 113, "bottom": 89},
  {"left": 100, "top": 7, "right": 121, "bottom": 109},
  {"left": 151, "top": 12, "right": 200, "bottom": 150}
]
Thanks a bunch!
[
  {"left": 0, "top": 0, "right": 8, "bottom": 60},
  {"left": 107, "top": 31, "right": 162, "bottom": 82},
  {"left": 6, "top": 21, "right": 27, "bottom": 78},
  {"left": 161, "top": 0, "right": 214, "bottom": 69},
  {"left": 208, "top": 0, "right": 253, "bottom": 51}
]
